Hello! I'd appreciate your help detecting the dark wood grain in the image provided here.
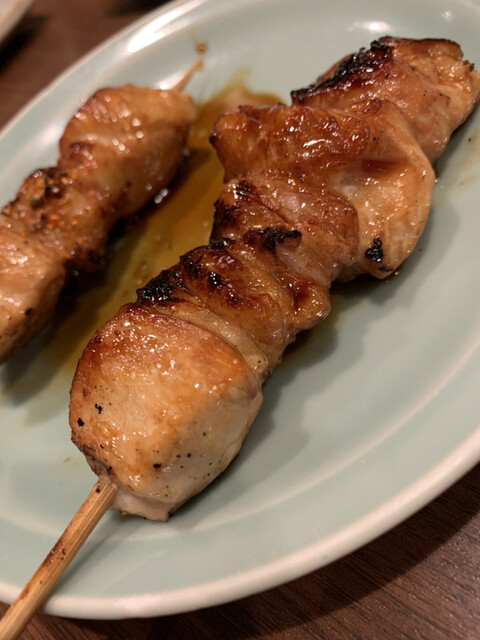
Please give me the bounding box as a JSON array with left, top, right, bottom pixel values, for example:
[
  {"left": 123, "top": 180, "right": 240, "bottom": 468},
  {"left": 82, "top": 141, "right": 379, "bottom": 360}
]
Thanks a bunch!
[{"left": 1, "top": 1, "right": 479, "bottom": 639}]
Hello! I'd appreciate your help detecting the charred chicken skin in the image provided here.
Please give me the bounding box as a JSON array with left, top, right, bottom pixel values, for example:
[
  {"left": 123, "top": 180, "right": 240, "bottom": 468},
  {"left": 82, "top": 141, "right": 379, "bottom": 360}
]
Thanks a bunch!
[
  {"left": 70, "top": 38, "right": 480, "bottom": 521},
  {"left": 0, "top": 85, "right": 195, "bottom": 363}
]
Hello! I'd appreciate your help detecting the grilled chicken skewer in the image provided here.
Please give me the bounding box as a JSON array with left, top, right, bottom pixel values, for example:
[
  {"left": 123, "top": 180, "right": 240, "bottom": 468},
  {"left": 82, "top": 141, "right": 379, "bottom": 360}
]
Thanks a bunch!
[
  {"left": 70, "top": 37, "right": 480, "bottom": 521},
  {"left": 1, "top": 36, "right": 479, "bottom": 640},
  {"left": 0, "top": 83, "right": 195, "bottom": 363}
]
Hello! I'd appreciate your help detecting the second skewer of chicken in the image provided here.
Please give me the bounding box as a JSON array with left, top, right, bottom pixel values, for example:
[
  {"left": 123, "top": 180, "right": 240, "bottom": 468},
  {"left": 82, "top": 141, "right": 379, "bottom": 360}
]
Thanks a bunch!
[{"left": 0, "top": 84, "right": 195, "bottom": 363}]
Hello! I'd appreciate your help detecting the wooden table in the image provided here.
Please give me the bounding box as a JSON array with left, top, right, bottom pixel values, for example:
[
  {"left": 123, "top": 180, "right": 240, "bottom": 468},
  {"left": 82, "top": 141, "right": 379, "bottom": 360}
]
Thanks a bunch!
[{"left": 0, "top": 1, "right": 479, "bottom": 638}]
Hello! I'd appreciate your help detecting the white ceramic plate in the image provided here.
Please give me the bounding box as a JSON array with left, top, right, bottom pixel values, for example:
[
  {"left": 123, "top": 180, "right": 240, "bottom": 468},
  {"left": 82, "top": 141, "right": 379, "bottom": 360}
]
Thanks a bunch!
[
  {"left": 0, "top": 0, "right": 479, "bottom": 620},
  {"left": 0, "top": 0, "right": 33, "bottom": 45}
]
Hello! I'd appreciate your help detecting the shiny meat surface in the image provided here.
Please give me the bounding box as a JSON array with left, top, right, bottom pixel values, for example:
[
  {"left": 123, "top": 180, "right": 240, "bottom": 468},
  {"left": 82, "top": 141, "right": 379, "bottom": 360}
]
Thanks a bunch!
[
  {"left": 292, "top": 37, "right": 480, "bottom": 163},
  {"left": 0, "top": 85, "right": 195, "bottom": 363},
  {"left": 70, "top": 304, "right": 262, "bottom": 519},
  {"left": 0, "top": 229, "right": 65, "bottom": 358},
  {"left": 212, "top": 99, "right": 434, "bottom": 281},
  {"left": 69, "top": 38, "right": 480, "bottom": 520}
]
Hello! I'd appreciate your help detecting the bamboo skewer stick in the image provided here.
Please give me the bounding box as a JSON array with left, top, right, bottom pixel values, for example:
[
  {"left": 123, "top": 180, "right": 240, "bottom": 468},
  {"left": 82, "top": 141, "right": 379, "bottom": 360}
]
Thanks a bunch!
[
  {"left": 175, "top": 59, "right": 204, "bottom": 92},
  {"left": 163, "top": 58, "right": 204, "bottom": 92},
  {"left": 0, "top": 479, "right": 117, "bottom": 640}
]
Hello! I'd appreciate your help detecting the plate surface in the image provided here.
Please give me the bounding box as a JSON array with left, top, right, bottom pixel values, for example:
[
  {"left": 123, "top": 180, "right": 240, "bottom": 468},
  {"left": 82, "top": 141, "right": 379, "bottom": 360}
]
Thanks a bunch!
[{"left": 1, "top": 0, "right": 480, "bottom": 619}]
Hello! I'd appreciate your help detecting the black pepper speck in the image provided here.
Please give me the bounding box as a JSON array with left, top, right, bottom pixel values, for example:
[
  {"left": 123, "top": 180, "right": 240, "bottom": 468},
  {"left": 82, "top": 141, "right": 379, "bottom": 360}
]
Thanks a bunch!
[{"left": 365, "top": 237, "right": 384, "bottom": 263}]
